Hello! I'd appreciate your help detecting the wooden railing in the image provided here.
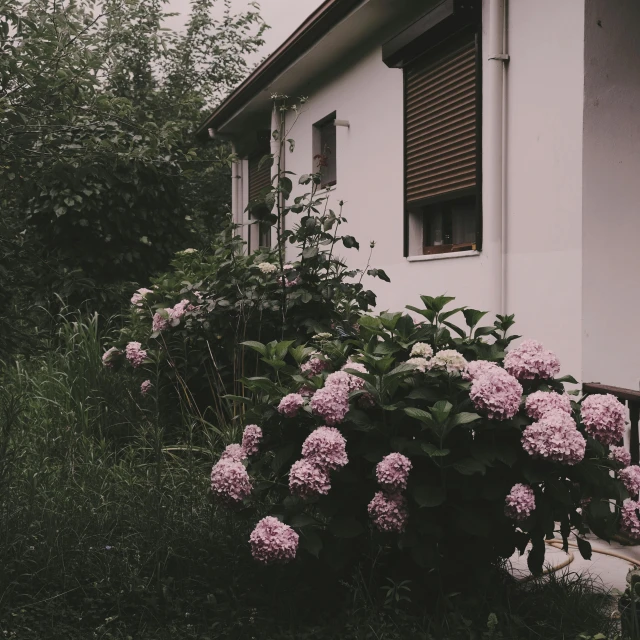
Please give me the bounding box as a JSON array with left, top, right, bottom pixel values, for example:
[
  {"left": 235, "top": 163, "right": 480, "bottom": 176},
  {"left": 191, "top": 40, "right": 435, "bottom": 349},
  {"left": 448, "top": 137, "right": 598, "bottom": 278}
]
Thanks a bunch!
[{"left": 583, "top": 383, "right": 640, "bottom": 464}]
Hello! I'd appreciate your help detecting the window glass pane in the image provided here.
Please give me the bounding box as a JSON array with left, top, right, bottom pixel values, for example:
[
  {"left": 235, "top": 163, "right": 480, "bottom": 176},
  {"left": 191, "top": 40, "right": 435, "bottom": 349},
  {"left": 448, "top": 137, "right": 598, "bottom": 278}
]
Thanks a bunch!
[
  {"left": 319, "top": 121, "right": 336, "bottom": 186},
  {"left": 451, "top": 201, "right": 476, "bottom": 244}
]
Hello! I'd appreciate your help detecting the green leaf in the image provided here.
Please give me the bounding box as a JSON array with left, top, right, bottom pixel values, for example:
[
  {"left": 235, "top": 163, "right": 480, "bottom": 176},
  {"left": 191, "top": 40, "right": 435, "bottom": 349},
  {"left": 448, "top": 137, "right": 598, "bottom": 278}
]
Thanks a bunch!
[
  {"left": 450, "top": 412, "right": 481, "bottom": 427},
  {"left": 329, "top": 516, "right": 364, "bottom": 538},
  {"left": 241, "top": 340, "right": 267, "bottom": 356},
  {"left": 412, "top": 485, "right": 445, "bottom": 507},
  {"left": 430, "top": 401, "right": 452, "bottom": 424},
  {"left": 453, "top": 458, "right": 486, "bottom": 475},
  {"left": 290, "top": 514, "right": 318, "bottom": 528},
  {"left": 463, "top": 308, "right": 488, "bottom": 329},
  {"left": 404, "top": 407, "right": 434, "bottom": 425},
  {"left": 576, "top": 536, "right": 592, "bottom": 560},
  {"left": 341, "top": 235, "right": 359, "bottom": 250},
  {"left": 299, "top": 530, "right": 322, "bottom": 557},
  {"left": 272, "top": 444, "right": 295, "bottom": 472},
  {"left": 556, "top": 375, "right": 578, "bottom": 384},
  {"left": 421, "top": 443, "right": 450, "bottom": 457}
]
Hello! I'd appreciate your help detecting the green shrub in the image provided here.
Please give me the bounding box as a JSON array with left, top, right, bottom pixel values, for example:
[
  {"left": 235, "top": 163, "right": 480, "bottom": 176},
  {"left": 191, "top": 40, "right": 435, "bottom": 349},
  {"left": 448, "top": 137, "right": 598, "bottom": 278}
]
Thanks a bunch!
[{"left": 229, "top": 296, "right": 628, "bottom": 584}]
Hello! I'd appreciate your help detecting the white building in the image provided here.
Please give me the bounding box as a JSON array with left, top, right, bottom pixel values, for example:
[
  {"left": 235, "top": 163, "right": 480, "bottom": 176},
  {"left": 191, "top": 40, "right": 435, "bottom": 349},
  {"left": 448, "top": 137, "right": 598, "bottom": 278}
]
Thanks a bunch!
[{"left": 197, "top": 0, "right": 640, "bottom": 391}]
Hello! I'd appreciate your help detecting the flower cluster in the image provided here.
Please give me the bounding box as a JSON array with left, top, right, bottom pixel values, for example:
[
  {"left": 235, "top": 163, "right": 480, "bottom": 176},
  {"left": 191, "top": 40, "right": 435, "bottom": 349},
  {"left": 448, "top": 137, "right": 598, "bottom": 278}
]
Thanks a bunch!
[
  {"left": 168, "top": 299, "right": 191, "bottom": 325},
  {"left": 503, "top": 339, "right": 560, "bottom": 380},
  {"left": 376, "top": 453, "right": 412, "bottom": 492},
  {"left": 210, "top": 459, "right": 252, "bottom": 503},
  {"left": 521, "top": 410, "right": 586, "bottom": 465},
  {"left": 428, "top": 349, "right": 468, "bottom": 376},
  {"left": 310, "top": 384, "right": 349, "bottom": 425},
  {"left": 152, "top": 311, "right": 169, "bottom": 332},
  {"left": 131, "top": 287, "right": 153, "bottom": 307},
  {"left": 125, "top": 342, "right": 147, "bottom": 368},
  {"left": 463, "top": 360, "right": 501, "bottom": 381},
  {"left": 410, "top": 342, "right": 433, "bottom": 359},
  {"left": 220, "top": 443, "right": 247, "bottom": 463},
  {"left": 301, "top": 427, "right": 348, "bottom": 470},
  {"left": 504, "top": 483, "right": 536, "bottom": 521},
  {"left": 470, "top": 368, "right": 522, "bottom": 420},
  {"left": 301, "top": 355, "right": 329, "bottom": 376},
  {"left": 341, "top": 361, "right": 368, "bottom": 391},
  {"left": 367, "top": 491, "right": 408, "bottom": 533},
  {"left": 278, "top": 393, "right": 305, "bottom": 417},
  {"left": 610, "top": 445, "right": 632, "bottom": 467},
  {"left": 289, "top": 427, "right": 348, "bottom": 498},
  {"left": 580, "top": 394, "right": 627, "bottom": 446},
  {"left": 525, "top": 391, "right": 572, "bottom": 420},
  {"left": 140, "top": 380, "right": 152, "bottom": 395},
  {"left": 621, "top": 499, "right": 640, "bottom": 540},
  {"left": 620, "top": 465, "right": 640, "bottom": 497},
  {"left": 257, "top": 262, "right": 277, "bottom": 275},
  {"left": 289, "top": 460, "right": 331, "bottom": 498},
  {"left": 242, "top": 425, "right": 262, "bottom": 457},
  {"left": 406, "top": 357, "right": 429, "bottom": 373},
  {"left": 249, "top": 516, "right": 299, "bottom": 564},
  {"left": 102, "top": 347, "right": 120, "bottom": 368},
  {"left": 176, "top": 247, "right": 197, "bottom": 255}
]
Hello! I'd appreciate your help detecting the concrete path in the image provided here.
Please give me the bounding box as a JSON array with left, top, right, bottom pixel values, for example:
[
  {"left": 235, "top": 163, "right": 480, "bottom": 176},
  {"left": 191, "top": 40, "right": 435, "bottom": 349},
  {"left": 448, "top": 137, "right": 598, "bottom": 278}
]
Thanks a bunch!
[{"left": 509, "top": 537, "right": 640, "bottom": 591}]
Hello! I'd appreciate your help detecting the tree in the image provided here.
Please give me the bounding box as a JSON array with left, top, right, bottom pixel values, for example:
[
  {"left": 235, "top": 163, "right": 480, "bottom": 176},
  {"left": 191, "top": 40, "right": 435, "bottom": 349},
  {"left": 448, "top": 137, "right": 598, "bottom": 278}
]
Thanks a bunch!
[{"left": 0, "top": 0, "right": 265, "bottom": 314}]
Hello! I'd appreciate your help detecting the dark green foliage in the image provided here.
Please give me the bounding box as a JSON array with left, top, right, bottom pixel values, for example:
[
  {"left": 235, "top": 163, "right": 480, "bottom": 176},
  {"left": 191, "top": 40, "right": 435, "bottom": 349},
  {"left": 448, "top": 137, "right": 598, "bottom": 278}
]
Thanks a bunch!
[{"left": 0, "top": 0, "right": 265, "bottom": 314}]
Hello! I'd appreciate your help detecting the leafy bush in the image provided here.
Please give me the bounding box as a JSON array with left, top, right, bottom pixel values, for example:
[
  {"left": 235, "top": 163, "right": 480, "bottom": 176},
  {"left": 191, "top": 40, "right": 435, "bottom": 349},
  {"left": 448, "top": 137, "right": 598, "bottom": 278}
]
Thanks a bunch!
[
  {"left": 220, "top": 296, "right": 631, "bottom": 583},
  {"left": 106, "top": 101, "right": 388, "bottom": 424}
]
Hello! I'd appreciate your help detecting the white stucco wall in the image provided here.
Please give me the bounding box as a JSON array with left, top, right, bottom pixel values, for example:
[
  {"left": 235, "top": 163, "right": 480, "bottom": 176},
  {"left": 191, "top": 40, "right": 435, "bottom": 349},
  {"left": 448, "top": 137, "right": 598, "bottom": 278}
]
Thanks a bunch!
[
  {"left": 237, "top": 0, "right": 590, "bottom": 378},
  {"left": 582, "top": 0, "right": 640, "bottom": 389}
]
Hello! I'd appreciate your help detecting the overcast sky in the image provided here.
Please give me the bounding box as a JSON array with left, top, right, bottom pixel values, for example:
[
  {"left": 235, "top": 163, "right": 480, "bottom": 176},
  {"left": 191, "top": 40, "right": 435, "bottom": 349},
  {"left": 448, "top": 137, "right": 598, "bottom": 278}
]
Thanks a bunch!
[{"left": 165, "top": 0, "right": 325, "bottom": 62}]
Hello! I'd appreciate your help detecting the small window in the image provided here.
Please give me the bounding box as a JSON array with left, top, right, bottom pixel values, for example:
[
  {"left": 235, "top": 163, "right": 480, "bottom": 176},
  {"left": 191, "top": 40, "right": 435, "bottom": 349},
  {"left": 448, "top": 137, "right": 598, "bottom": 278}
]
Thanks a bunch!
[
  {"left": 422, "top": 196, "right": 477, "bottom": 254},
  {"left": 313, "top": 113, "right": 337, "bottom": 188}
]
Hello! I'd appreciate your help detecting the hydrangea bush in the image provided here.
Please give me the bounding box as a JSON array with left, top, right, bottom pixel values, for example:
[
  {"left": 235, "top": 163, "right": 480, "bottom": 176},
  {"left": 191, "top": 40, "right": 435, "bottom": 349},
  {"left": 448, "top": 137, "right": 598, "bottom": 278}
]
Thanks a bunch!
[{"left": 213, "top": 295, "right": 630, "bottom": 579}]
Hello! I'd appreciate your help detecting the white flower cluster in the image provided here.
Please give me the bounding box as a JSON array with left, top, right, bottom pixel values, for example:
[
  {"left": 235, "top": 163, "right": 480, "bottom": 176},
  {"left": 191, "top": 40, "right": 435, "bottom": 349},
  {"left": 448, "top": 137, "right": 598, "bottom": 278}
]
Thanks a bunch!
[{"left": 258, "top": 262, "right": 277, "bottom": 274}]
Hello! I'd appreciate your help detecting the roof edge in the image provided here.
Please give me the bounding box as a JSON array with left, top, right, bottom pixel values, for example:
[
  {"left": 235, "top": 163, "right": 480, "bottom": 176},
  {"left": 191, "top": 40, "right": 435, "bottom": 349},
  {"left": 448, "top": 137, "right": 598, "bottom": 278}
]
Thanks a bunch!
[{"left": 195, "top": 0, "right": 365, "bottom": 139}]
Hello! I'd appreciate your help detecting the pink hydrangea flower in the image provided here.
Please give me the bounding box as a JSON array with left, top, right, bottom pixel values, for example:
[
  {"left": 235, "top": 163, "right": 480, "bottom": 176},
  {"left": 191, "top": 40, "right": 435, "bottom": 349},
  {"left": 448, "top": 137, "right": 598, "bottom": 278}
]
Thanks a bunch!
[
  {"left": 504, "top": 483, "right": 536, "bottom": 521},
  {"left": 610, "top": 445, "right": 632, "bottom": 467},
  {"left": 376, "top": 453, "right": 412, "bottom": 492},
  {"left": 580, "top": 394, "right": 627, "bottom": 446},
  {"left": 521, "top": 410, "right": 586, "bottom": 465},
  {"left": 503, "top": 339, "right": 561, "bottom": 380},
  {"left": 152, "top": 311, "right": 169, "bottom": 332},
  {"left": 102, "top": 347, "right": 120, "bottom": 368},
  {"left": 249, "top": 517, "right": 299, "bottom": 564},
  {"left": 301, "top": 355, "right": 329, "bottom": 376},
  {"left": 470, "top": 368, "right": 522, "bottom": 420},
  {"left": 462, "top": 360, "right": 501, "bottom": 381},
  {"left": 241, "top": 425, "right": 262, "bottom": 456},
  {"left": 289, "top": 459, "right": 331, "bottom": 498},
  {"left": 310, "top": 385, "right": 349, "bottom": 425},
  {"left": 620, "top": 465, "right": 640, "bottom": 497},
  {"left": 125, "top": 341, "right": 147, "bottom": 368},
  {"left": 525, "top": 391, "right": 572, "bottom": 421},
  {"left": 278, "top": 393, "right": 305, "bottom": 417},
  {"left": 168, "top": 299, "right": 191, "bottom": 326},
  {"left": 131, "top": 288, "right": 153, "bottom": 307},
  {"left": 368, "top": 491, "right": 408, "bottom": 533},
  {"left": 140, "top": 380, "right": 152, "bottom": 395},
  {"left": 220, "top": 443, "right": 247, "bottom": 463},
  {"left": 301, "top": 426, "right": 348, "bottom": 470},
  {"left": 428, "top": 349, "right": 468, "bottom": 376},
  {"left": 210, "top": 459, "right": 252, "bottom": 503},
  {"left": 340, "top": 361, "right": 368, "bottom": 391},
  {"left": 621, "top": 499, "right": 640, "bottom": 540}
]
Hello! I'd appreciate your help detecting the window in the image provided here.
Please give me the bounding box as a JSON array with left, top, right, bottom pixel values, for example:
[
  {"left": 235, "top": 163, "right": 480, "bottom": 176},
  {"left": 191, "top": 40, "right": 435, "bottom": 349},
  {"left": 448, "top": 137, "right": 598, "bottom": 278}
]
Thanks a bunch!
[
  {"left": 248, "top": 138, "right": 272, "bottom": 250},
  {"left": 313, "top": 113, "right": 337, "bottom": 188},
  {"left": 404, "top": 33, "right": 481, "bottom": 256}
]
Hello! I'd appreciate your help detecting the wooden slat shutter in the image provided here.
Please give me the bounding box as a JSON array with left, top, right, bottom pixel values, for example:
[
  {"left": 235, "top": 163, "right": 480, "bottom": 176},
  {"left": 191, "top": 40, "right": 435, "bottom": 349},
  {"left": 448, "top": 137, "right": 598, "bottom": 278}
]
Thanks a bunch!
[
  {"left": 248, "top": 150, "right": 271, "bottom": 202},
  {"left": 405, "top": 38, "right": 478, "bottom": 204}
]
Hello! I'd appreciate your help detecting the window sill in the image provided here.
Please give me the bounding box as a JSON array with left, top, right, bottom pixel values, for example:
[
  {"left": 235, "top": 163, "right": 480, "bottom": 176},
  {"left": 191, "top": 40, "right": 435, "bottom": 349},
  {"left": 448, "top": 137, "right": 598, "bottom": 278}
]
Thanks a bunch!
[{"left": 406, "top": 250, "right": 480, "bottom": 263}]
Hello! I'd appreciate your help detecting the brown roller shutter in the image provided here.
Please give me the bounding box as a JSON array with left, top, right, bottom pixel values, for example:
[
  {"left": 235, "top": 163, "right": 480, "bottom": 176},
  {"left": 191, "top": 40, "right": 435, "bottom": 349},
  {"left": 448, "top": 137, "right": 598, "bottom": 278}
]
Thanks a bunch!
[
  {"left": 405, "top": 38, "right": 478, "bottom": 204},
  {"left": 248, "top": 148, "right": 272, "bottom": 203}
]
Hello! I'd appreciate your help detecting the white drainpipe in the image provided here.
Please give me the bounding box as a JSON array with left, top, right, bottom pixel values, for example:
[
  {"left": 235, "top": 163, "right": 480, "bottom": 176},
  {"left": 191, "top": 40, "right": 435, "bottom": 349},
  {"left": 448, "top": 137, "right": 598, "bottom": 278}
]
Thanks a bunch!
[{"left": 486, "top": 0, "right": 509, "bottom": 315}]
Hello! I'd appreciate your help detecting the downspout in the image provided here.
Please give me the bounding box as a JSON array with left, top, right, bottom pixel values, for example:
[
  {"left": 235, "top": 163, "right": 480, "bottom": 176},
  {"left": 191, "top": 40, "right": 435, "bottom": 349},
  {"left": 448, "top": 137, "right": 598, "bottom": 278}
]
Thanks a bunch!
[
  {"left": 231, "top": 142, "right": 245, "bottom": 249},
  {"left": 486, "top": 0, "right": 509, "bottom": 315}
]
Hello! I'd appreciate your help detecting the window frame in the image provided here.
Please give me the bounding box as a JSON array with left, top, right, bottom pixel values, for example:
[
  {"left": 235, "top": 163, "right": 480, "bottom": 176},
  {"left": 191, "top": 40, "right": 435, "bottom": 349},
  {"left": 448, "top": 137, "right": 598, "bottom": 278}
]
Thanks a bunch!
[
  {"left": 312, "top": 111, "right": 337, "bottom": 189},
  {"left": 403, "top": 27, "right": 483, "bottom": 258}
]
